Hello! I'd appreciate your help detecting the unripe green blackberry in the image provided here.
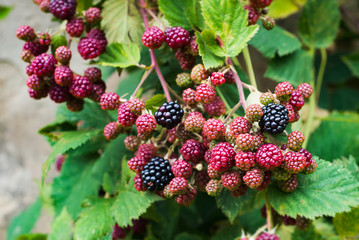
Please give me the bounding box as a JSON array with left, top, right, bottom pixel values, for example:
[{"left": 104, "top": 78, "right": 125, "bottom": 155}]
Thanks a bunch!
[
  {"left": 243, "top": 169, "right": 263, "bottom": 189},
  {"left": 21, "top": 50, "right": 33, "bottom": 63},
  {"left": 252, "top": 131, "right": 265, "bottom": 152},
  {"left": 176, "top": 73, "right": 192, "bottom": 88},
  {"left": 124, "top": 135, "right": 141, "bottom": 152},
  {"left": 162, "top": 185, "right": 173, "bottom": 198},
  {"left": 278, "top": 174, "right": 298, "bottom": 192},
  {"left": 235, "top": 133, "right": 254, "bottom": 151},
  {"left": 206, "top": 179, "right": 223, "bottom": 196},
  {"left": 191, "top": 64, "right": 208, "bottom": 84},
  {"left": 272, "top": 167, "right": 291, "bottom": 181},
  {"left": 225, "top": 130, "right": 236, "bottom": 145},
  {"left": 260, "top": 92, "right": 275, "bottom": 106},
  {"left": 184, "top": 112, "right": 205, "bottom": 133},
  {"left": 245, "top": 104, "right": 264, "bottom": 122},
  {"left": 261, "top": 17, "right": 275, "bottom": 31},
  {"left": 287, "top": 131, "right": 305, "bottom": 151}
]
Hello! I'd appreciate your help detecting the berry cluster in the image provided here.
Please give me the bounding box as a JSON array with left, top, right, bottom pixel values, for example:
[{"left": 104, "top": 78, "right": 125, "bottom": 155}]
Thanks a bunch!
[{"left": 17, "top": 2, "right": 108, "bottom": 111}]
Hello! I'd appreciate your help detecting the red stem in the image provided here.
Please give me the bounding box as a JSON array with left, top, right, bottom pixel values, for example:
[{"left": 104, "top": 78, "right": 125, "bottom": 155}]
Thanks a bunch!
[
  {"left": 131, "top": 67, "right": 154, "bottom": 98},
  {"left": 228, "top": 58, "right": 247, "bottom": 110},
  {"left": 139, "top": 0, "right": 171, "bottom": 102}
]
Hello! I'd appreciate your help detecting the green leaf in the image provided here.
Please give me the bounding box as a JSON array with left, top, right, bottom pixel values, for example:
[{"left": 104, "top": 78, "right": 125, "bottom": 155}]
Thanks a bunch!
[
  {"left": 174, "top": 233, "right": 202, "bottom": 240},
  {"left": 291, "top": 225, "right": 324, "bottom": 240},
  {"left": 212, "top": 219, "right": 243, "bottom": 240},
  {"left": 201, "top": 0, "right": 258, "bottom": 57},
  {"left": 96, "top": 43, "right": 141, "bottom": 68},
  {"left": 333, "top": 207, "right": 359, "bottom": 238},
  {"left": 17, "top": 234, "right": 47, "bottom": 240},
  {"left": 298, "top": 0, "right": 340, "bottom": 48},
  {"left": 333, "top": 156, "right": 359, "bottom": 181},
  {"left": 267, "top": 0, "right": 306, "bottom": 19},
  {"left": 74, "top": 198, "right": 116, "bottom": 240},
  {"left": 145, "top": 94, "right": 166, "bottom": 112},
  {"left": 42, "top": 129, "right": 101, "bottom": 184},
  {"left": 48, "top": 208, "right": 72, "bottom": 240},
  {"left": 158, "top": 0, "right": 191, "bottom": 30},
  {"left": 7, "top": 198, "right": 42, "bottom": 240},
  {"left": 265, "top": 49, "right": 313, "bottom": 87},
  {"left": 249, "top": 24, "right": 301, "bottom": 58},
  {"left": 101, "top": 0, "right": 143, "bottom": 44},
  {"left": 215, "top": 189, "right": 260, "bottom": 223},
  {"left": 183, "top": 0, "right": 205, "bottom": 30},
  {"left": 342, "top": 52, "right": 359, "bottom": 78},
  {"left": 195, "top": 32, "right": 224, "bottom": 69},
  {"left": 77, "top": 0, "right": 92, "bottom": 12},
  {"left": 307, "top": 112, "right": 359, "bottom": 161},
  {"left": 0, "top": 5, "right": 12, "bottom": 21},
  {"left": 269, "top": 158, "right": 359, "bottom": 219},
  {"left": 50, "top": 34, "right": 67, "bottom": 56}
]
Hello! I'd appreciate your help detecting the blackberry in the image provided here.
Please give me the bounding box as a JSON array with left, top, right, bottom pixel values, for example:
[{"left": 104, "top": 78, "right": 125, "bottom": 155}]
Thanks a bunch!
[
  {"left": 278, "top": 174, "right": 298, "bottom": 192},
  {"left": 66, "top": 18, "right": 84, "bottom": 37},
  {"left": 167, "top": 128, "right": 177, "bottom": 143},
  {"left": 88, "top": 80, "right": 106, "bottom": 102},
  {"left": 164, "top": 26, "right": 190, "bottom": 49},
  {"left": 66, "top": 96, "right": 84, "bottom": 112},
  {"left": 172, "top": 159, "right": 192, "bottom": 179},
  {"left": 118, "top": 102, "right": 138, "bottom": 127},
  {"left": 85, "top": 7, "right": 102, "bottom": 24},
  {"left": 207, "top": 163, "right": 221, "bottom": 179},
  {"left": 49, "top": 0, "right": 77, "bottom": 20},
  {"left": 136, "top": 114, "right": 157, "bottom": 140},
  {"left": 55, "top": 46, "right": 72, "bottom": 65},
  {"left": 169, "top": 177, "right": 188, "bottom": 195},
  {"left": 142, "top": 26, "right": 165, "bottom": 49},
  {"left": 176, "top": 72, "right": 192, "bottom": 88},
  {"left": 204, "top": 96, "right": 226, "bottom": 117},
  {"left": 272, "top": 167, "right": 291, "bottom": 181},
  {"left": 154, "top": 101, "right": 184, "bottom": 129},
  {"left": 236, "top": 133, "right": 255, "bottom": 151},
  {"left": 69, "top": 75, "right": 93, "bottom": 99},
  {"left": 175, "top": 188, "right": 197, "bottom": 206},
  {"left": 297, "top": 83, "right": 313, "bottom": 99},
  {"left": 203, "top": 118, "right": 226, "bottom": 140},
  {"left": 195, "top": 83, "right": 216, "bottom": 103},
  {"left": 256, "top": 143, "right": 283, "bottom": 170},
  {"left": 175, "top": 49, "right": 196, "bottom": 71},
  {"left": 289, "top": 90, "right": 304, "bottom": 111},
  {"left": 49, "top": 82, "right": 70, "bottom": 103},
  {"left": 189, "top": 36, "right": 199, "bottom": 56},
  {"left": 100, "top": 92, "right": 120, "bottom": 110},
  {"left": 180, "top": 139, "right": 206, "bottom": 163},
  {"left": 26, "top": 65, "right": 34, "bottom": 76},
  {"left": 256, "top": 170, "right": 271, "bottom": 190},
  {"left": 204, "top": 149, "right": 211, "bottom": 163},
  {"left": 103, "top": 121, "right": 122, "bottom": 140},
  {"left": 39, "top": 0, "right": 50, "bottom": 13},
  {"left": 84, "top": 67, "right": 102, "bottom": 82},
  {"left": 135, "top": 144, "right": 158, "bottom": 162},
  {"left": 282, "top": 151, "right": 306, "bottom": 174},
  {"left": 252, "top": 131, "right": 266, "bottom": 151},
  {"left": 128, "top": 98, "right": 145, "bottom": 115},
  {"left": 245, "top": 104, "right": 264, "bottom": 122},
  {"left": 134, "top": 173, "right": 147, "bottom": 191},
  {"left": 256, "top": 232, "right": 279, "bottom": 240},
  {"left": 26, "top": 75, "right": 44, "bottom": 90},
  {"left": 303, "top": 158, "right": 317, "bottom": 174},
  {"left": 128, "top": 156, "right": 146, "bottom": 173},
  {"left": 86, "top": 29, "right": 108, "bottom": 53},
  {"left": 141, "top": 157, "right": 174, "bottom": 191},
  {"left": 229, "top": 117, "right": 252, "bottom": 137},
  {"left": 195, "top": 170, "right": 211, "bottom": 192},
  {"left": 284, "top": 103, "right": 296, "bottom": 123},
  {"left": 287, "top": 131, "right": 305, "bottom": 151},
  {"left": 54, "top": 65, "right": 73, "bottom": 86},
  {"left": 184, "top": 112, "right": 205, "bottom": 133},
  {"left": 38, "top": 33, "right": 52, "bottom": 46},
  {"left": 230, "top": 184, "right": 248, "bottom": 197},
  {"left": 250, "top": 0, "right": 273, "bottom": 8},
  {"left": 224, "top": 69, "right": 235, "bottom": 84},
  {"left": 16, "top": 25, "right": 36, "bottom": 41},
  {"left": 296, "top": 216, "right": 312, "bottom": 230},
  {"left": 206, "top": 179, "right": 223, "bottom": 196},
  {"left": 210, "top": 72, "right": 225, "bottom": 86},
  {"left": 182, "top": 88, "right": 197, "bottom": 106},
  {"left": 191, "top": 64, "right": 208, "bottom": 84},
  {"left": 31, "top": 53, "right": 57, "bottom": 77},
  {"left": 282, "top": 215, "right": 296, "bottom": 226},
  {"left": 259, "top": 103, "right": 289, "bottom": 134},
  {"left": 221, "top": 170, "right": 242, "bottom": 191},
  {"left": 176, "top": 123, "right": 193, "bottom": 141},
  {"left": 243, "top": 169, "right": 263, "bottom": 188},
  {"left": 124, "top": 135, "right": 140, "bottom": 152},
  {"left": 275, "top": 81, "right": 294, "bottom": 102},
  {"left": 28, "top": 85, "right": 49, "bottom": 100},
  {"left": 21, "top": 50, "right": 33, "bottom": 63},
  {"left": 244, "top": 5, "right": 260, "bottom": 25},
  {"left": 77, "top": 37, "right": 102, "bottom": 60},
  {"left": 23, "top": 41, "right": 49, "bottom": 56},
  {"left": 235, "top": 151, "right": 255, "bottom": 171},
  {"left": 210, "top": 142, "right": 236, "bottom": 171},
  {"left": 260, "top": 92, "right": 275, "bottom": 106},
  {"left": 261, "top": 16, "right": 276, "bottom": 31}
]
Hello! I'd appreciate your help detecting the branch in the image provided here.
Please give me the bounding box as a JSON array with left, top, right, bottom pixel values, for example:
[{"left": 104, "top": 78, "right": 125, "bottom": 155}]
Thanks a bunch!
[
  {"left": 131, "top": 67, "right": 154, "bottom": 98},
  {"left": 228, "top": 58, "right": 247, "bottom": 110}
]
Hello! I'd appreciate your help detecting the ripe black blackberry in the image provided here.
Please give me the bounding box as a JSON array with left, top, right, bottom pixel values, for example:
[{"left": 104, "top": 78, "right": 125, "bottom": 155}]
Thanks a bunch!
[
  {"left": 259, "top": 103, "right": 289, "bottom": 134},
  {"left": 154, "top": 101, "right": 184, "bottom": 129},
  {"left": 141, "top": 157, "right": 174, "bottom": 191}
]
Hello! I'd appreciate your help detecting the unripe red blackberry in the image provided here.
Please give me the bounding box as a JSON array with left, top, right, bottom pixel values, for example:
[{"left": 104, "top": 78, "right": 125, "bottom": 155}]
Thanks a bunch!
[
  {"left": 182, "top": 88, "right": 197, "bottom": 106},
  {"left": 38, "top": 33, "right": 51, "bottom": 46},
  {"left": 142, "top": 26, "right": 165, "bottom": 49},
  {"left": 230, "top": 184, "right": 248, "bottom": 197},
  {"left": 297, "top": 83, "right": 313, "bottom": 99},
  {"left": 246, "top": 104, "right": 264, "bottom": 122},
  {"left": 26, "top": 75, "right": 45, "bottom": 90},
  {"left": 252, "top": 131, "right": 265, "bottom": 151},
  {"left": 235, "top": 151, "right": 255, "bottom": 171},
  {"left": 195, "top": 84, "right": 216, "bottom": 103},
  {"left": 135, "top": 144, "right": 158, "bottom": 162},
  {"left": 100, "top": 92, "right": 120, "bottom": 110},
  {"left": 88, "top": 80, "right": 106, "bottom": 102},
  {"left": 85, "top": 7, "right": 102, "bottom": 24},
  {"left": 287, "top": 131, "right": 305, "bottom": 151},
  {"left": 243, "top": 169, "right": 263, "bottom": 188},
  {"left": 118, "top": 102, "right": 138, "bottom": 127},
  {"left": 21, "top": 50, "right": 33, "bottom": 63},
  {"left": 203, "top": 118, "right": 226, "bottom": 140},
  {"left": 175, "top": 188, "right": 197, "bottom": 206},
  {"left": 176, "top": 123, "right": 193, "bottom": 142},
  {"left": 31, "top": 53, "right": 57, "bottom": 77},
  {"left": 255, "top": 143, "right": 283, "bottom": 170},
  {"left": 210, "top": 142, "right": 236, "bottom": 171},
  {"left": 191, "top": 64, "right": 208, "bottom": 84},
  {"left": 289, "top": 90, "right": 304, "bottom": 111},
  {"left": 86, "top": 29, "right": 108, "bottom": 53},
  {"left": 55, "top": 46, "right": 72, "bottom": 65},
  {"left": 28, "top": 85, "right": 49, "bottom": 100},
  {"left": 282, "top": 151, "right": 306, "bottom": 173},
  {"left": 278, "top": 174, "right": 298, "bottom": 192},
  {"left": 49, "top": 82, "right": 70, "bottom": 103},
  {"left": 136, "top": 114, "right": 157, "bottom": 140},
  {"left": 229, "top": 117, "right": 252, "bottom": 138},
  {"left": 236, "top": 133, "right": 255, "bottom": 151},
  {"left": 250, "top": 0, "right": 273, "bottom": 8},
  {"left": 23, "top": 41, "right": 49, "bottom": 56},
  {"left": 169, "top": 177, "right": 188, "bottom": 195},
  {"left": 69, "top": 75, "right": 93, "bottom": 99},
  {"left": 282, "top": 215, "right": 297, "bottom": 226},
  {"left": 184, "top": 112, "right": 205, "bottom": 133},
  {"left": 207, "top": 163, "right": 221, "bottom": 179},
  {"left": 134, "top": 173, "right": 147, "bottom": 191},
  {"left": 296, "top": 216, "right": 312, "bottom": 230},
  {"left": 244, "top": 5, "right": 260, "bottom": 25},
  {"left": 272, "top": 167, "right": 291, "bottom": 181},
  {"left": 256, "top": 170, "right": 271, "bottom": 190},
  {"left": 78, "top": 37, "right": 102, "bottom": 60},
  {"left": 16, "top": 25, "right": 36, "bottom": 41},
  {"left": 204, "top": 149, "right": 211, "bottom": 163},
  {"left": 210, "top": 72, "right": 225, "bottom": 86},
  {"left": 39, "top": 0, "right": 50, "bottom": 13},
  {"left": 204, "top": 96, "right": 226, "bottom": 117},
  {"left": 224, "top": 69, "right": 235, "bottom": 84},
  {"left": 275, "top": 81, "right": 294, "bottom": 102},
  {"left": 124, "top": 135, "right": 140, "bottom": 152},
  {"left": 103, "top": 121, "right": 122, "bottom": 140},
  {"left": 167, "top": 128, "right": 177, "bottom": 143},
  {"left": 206, "top": 179, "right": 223, "bottom": 196},
  {"left": 260, "top": 92, "right": 275, "bottom": 106},
  {"left": 128, "top": 156, "right": 146, "bottom": 173},
  {"left": 175, "top": 49, "right": 196, "bottom": 71},
  {"left": 172, "top": 159, "right": 192, "bottom": 178},
  {"left": 176, "top": 73, "right": 192, "bottom": 88},
  {"left": 49, "top": 0, "right": 77, "bottom": 20},
  {"left": 66, "top": 96, "right": 84, "bottom": 112},
  {"left": 66, "top": 18, "right": 84, "bottom": 38},
  {"left": 189, "top": 36, "right": 199, "bottom": 56},
  {"left": 221, "top": 170, "right": 242, "bottom": 191},
  {"left": 180, "top": 139, "right": 206, "bottom": 163},
  {"left": 128, "top": 98, "right": 145, "bottom": 115},
  {"left": 164, "top": 26, "right": 190, "bottom": 49},
  {"left": 26, "top": 65, "right": 34, "bottom": 76},
  {"left": 284, "top": 103, "right": 296, "bottom": 123},
  {"left": 195, "top": 170, "right": 210, "bottom": 192},
  {"left": 303, "top": 158, "right": 317, "bottom": 174},
  {"left": 54, "top": 65, "right": 73, "bottom": 86},
  {"left": 84, "top": 67, "right": 102, "bottom": 83},
  {"left": 256, "top": 232, "right": 279, "bottom": 240}
]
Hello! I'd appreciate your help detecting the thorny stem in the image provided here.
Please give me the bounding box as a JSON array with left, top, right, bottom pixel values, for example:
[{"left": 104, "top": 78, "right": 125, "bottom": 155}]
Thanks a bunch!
[
  {"left": 140, "top": 0, "right": 171, "bottom": 102},
  {"left": 265, "top": 189, "right": 273, "bottom": 231},
  {"left": 243, "top": 45, "right": 258, "bottom": 89},
  {"left": 315, "top": 48, "right": 327, "bottom": 101},
  {"left": 131, "top": 67, "right": 154, "bottom": 98},
  {"left": 228, "top": 58, "right": 247, "bottom": 109}
]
